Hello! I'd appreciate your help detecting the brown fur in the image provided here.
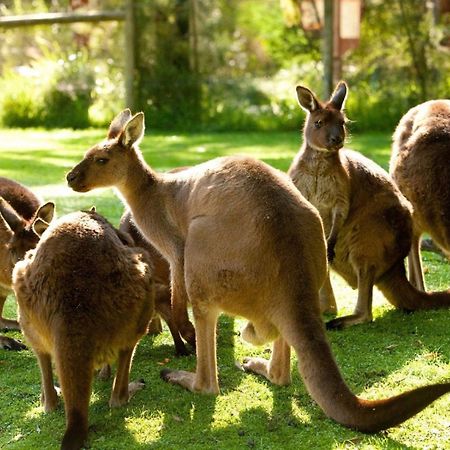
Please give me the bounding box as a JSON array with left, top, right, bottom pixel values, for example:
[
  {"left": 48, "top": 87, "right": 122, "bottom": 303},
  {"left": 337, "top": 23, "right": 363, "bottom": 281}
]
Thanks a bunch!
[
  {"left": 64, "top": 109, "right": 450, "bottom": 433},
  {"left": 390, "top": 99, "right": 450, "bottom": 290},
  {"left": 120, "top": 209, "right": 193, "bottom": 355},
  {"left": 288, "top": 82, "right": 450, "bottom": 329},
  {"left": 0, "top": 177, "right": 54, "bottom": 350},
  {"left": 13, "top": 210, "right": 154, "bottom": 450}
]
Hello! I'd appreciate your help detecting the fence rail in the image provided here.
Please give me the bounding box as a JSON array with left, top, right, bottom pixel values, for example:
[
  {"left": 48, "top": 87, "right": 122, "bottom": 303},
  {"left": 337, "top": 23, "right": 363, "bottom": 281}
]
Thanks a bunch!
[{"left": 0, "top": 11, "right": 125, "bottom": 27}]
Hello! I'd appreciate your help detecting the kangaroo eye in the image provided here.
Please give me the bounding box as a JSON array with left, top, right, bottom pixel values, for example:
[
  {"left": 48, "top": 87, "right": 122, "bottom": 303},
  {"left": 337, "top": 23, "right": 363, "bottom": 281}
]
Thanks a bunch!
[
  {"left": 96, "top": 158, "right": 109, "bottom": 165},
  {"left": 314, "top": 120, "right": 322, "bottom": 129}
]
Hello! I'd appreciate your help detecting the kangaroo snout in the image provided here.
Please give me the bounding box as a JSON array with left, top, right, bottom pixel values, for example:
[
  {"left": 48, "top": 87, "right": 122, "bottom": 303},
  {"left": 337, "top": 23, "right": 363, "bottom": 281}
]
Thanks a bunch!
[
  {"left": 66, "top": 167, "right": 86, "bottom": 192},
  {"left": 329, "top": 134, "right": 343, "bottom": 147},
  {"left": 66, "top": 169, "right": 78, "bottom": 184}
]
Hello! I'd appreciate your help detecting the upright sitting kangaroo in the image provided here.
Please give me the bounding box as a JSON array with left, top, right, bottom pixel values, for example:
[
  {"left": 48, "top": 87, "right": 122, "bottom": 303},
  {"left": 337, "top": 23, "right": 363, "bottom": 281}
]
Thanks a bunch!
[
  {"left": 288, "top": 82, "right": 450, "bottom": 329},
  {"left": 66, "top": 109, "right": 450, "bottom": 433},
  {"left": 390, "top": 99, "right": 450, "bottom": 291},
  {"left": 13, "top": 210, "right": 154, "bottom": 450},
  {"left": 0, "top": 177, "right": 54, "bottom": 350}
]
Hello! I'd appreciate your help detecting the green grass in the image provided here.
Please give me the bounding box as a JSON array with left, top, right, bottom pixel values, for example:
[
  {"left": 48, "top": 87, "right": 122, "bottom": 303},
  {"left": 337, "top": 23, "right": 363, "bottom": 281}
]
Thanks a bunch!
[{"left": 0, "top": 128, "right": 449, "bottom": 450}]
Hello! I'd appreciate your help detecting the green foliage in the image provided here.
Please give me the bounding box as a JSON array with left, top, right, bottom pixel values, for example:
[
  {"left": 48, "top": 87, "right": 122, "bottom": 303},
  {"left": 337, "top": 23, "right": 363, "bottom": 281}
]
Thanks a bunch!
[
  {"left": 0, "top": 55, "right": 94, "bottom": 129},
  {"left": 0, "top": 71, "right": 45, "bottom": 127},
  {"left": 344, "top": 0, "right": 450, "bottom": 132},
  {"left": 0, "top": 0, "right": 449, "bottom": 131}
]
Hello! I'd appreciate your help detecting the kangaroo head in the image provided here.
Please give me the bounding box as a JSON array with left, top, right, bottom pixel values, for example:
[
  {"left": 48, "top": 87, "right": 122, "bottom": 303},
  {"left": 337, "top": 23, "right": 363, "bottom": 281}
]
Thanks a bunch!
[
  {"left": 296, "top": 81, "right": 348, "bottom": 153},
  {"left": 0, "top": 200, "right": 54, "bottom": 272},
  {"left": 67, "top": 109, "right": 145, "bottom": 192}
]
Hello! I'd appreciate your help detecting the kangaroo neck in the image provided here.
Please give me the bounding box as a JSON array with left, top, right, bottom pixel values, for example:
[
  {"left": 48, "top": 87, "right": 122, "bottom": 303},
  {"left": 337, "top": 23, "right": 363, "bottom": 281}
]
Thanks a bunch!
[
  {"left": 115, "top": 149, "right": 184, "bottom": 261},
  {"left": 302, "top": 142, "right": 340, "bottom": 161}
]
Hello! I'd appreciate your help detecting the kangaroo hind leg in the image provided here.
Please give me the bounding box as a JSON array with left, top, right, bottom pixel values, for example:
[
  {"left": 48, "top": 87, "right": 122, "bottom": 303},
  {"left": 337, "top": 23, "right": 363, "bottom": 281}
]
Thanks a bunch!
[
  {"left": 110, "top": 345, "right": 144, "bottom": 407},
  {"left": 326, "top": 265, "right": 375, "bottom": 329},
  {"left": 161, "top": 304, "right": 220, "bottom": 394},
  {"left": 408, "top": 232, "right": 425, "bottom": 291},
  {"left": 242, "top": 336, "right": 292, "bottom": 386}
]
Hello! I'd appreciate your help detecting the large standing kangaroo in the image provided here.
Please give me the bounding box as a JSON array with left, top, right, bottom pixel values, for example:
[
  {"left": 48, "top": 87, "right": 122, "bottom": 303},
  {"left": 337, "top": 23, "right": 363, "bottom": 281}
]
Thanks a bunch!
[
  {"left": 390, "top": 99, "right": 450, "bottom": 291},
  {"left": 288, "top": 82, "right": 450, "bottom": 329},
  {"left": 66, "top": 109, "right": 450, "bottom": 432}
]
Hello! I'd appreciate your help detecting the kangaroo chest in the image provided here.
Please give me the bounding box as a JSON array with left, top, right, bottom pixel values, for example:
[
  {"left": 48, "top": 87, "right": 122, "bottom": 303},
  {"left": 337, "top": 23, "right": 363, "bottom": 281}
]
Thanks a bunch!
[{"left": 291, "top": 156, "right": 348, "bottom": 233}]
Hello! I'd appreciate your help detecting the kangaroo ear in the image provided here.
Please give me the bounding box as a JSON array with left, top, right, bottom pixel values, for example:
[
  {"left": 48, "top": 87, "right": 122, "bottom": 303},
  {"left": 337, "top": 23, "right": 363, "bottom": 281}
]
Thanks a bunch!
[
  {"left": 296, "top": 86, "right": 321, "bottom": 113},
  {"left": 119, "top": 112, "right": 145, "bottom": 148},
  {"left": 329, "top": 81, "right": 348, "bottom": 111},
  {"left": 0, "top": 198, "right": 22, "bottom": 232},
  {"left": 32, "top": 218, "right": 49, "bottom": 237},
  {"left": 36, "top": 202, "right": 55, "bottom": 224},
  {"left": 108, "top": 109, "right": 132, "bottom": 139},
  {"left": 0, "top": 209, "right": 13, "bottom": 237}
]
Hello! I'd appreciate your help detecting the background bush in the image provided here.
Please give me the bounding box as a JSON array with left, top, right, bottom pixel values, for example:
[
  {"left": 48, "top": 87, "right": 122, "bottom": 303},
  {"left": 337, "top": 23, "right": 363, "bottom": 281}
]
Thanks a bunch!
[{"left": 0, "top": 0, "right": 448, "bottom": 131}]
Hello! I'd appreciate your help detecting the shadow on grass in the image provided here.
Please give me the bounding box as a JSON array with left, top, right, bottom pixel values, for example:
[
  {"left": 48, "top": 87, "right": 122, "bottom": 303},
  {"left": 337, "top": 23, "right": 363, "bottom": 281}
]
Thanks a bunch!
[{"left": 2, "top": 305, "right": 447, "bottom": 449}]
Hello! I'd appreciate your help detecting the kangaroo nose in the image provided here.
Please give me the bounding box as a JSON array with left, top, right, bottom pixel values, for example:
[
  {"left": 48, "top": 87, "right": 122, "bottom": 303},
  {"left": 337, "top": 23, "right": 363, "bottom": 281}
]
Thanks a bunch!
[
  {"left": 66, "top": 171, "right": 77, "bottom": 183},
  {"left": 330, "top": 135, "right": 343, "bottom": 145}
]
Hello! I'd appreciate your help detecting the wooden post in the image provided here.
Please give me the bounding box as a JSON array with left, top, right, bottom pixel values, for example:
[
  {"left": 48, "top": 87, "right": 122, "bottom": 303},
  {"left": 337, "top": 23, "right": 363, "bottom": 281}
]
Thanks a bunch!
[
  {"left": 323, "top": 0, "right": 334, "bottom": 98},
  {"left": 124, "top": 0, "right": 136, "bottom": 110}
]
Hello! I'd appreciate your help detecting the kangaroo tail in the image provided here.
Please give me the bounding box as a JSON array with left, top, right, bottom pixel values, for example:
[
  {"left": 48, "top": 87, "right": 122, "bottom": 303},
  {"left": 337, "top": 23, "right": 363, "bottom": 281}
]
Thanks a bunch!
[
  {"left": 377, "top": 260, "right": 450, "bottom": 310},
  {"left": 282, "top": 293, "right": 450, "bottom": 432},
  {"left": 55, "top": 348, "right": 94, "bottom": 450}
]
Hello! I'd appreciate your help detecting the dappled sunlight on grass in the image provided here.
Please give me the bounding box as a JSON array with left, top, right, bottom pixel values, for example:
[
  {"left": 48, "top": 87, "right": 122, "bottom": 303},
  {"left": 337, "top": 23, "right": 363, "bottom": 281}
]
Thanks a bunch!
[
  {"left": 1, "top": 128, "right": 449, "bottom": 449},
  {"left": 124, "top": 413, "right": 165, "bottom": 445}
]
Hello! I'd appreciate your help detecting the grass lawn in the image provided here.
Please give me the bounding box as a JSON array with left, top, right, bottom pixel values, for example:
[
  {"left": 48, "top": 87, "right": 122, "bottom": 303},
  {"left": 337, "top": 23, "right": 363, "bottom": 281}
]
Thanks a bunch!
[{"left": 0, "top": 128, "right": 449, "bottom": 450}]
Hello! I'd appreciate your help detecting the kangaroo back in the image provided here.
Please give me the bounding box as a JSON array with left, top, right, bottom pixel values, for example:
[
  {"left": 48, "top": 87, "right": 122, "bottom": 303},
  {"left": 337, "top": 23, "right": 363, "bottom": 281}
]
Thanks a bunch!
[
  {"left": 390, "top": 100, "right": 450, "bottom": 290},
  {"left": 13, "top": 210, "right": 154, "bottom": 449}
]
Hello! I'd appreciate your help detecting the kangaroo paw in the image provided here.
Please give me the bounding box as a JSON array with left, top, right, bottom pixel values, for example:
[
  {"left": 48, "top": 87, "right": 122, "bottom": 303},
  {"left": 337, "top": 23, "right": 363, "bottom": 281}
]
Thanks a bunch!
[{"left": 0, "top": 336, "right": 27, "bottom": 351}]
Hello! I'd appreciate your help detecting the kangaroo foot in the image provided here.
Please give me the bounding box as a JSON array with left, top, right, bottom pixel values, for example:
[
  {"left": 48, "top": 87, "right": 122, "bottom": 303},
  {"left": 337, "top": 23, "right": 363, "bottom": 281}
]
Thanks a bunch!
[
  {"left": 98, "top": 364, "right": 111, "bottom": 381},
  {"left": 109, "top": 379, "right": 145, "bottom": 408},
  {"left": 128, "top": 378, "right": 146, "bottom": 400},
  {"left": 160, "top": 368, "right": 219, "bottom": 394},
  {"left": 0, "top": 317, "right": 20, "bottom": 331},
  {"left": 147, "top": 317, "right": 163, "bottom": 335},
  {"left": 240, "top": 357, "right": 291, "bottom": 386},
  {"left": 0, "top": 335, "right": 26, "bottom": 351},
  {"left": 326, "top": 313, "right": 373, "bottom": 330},
  {"left": 41, "top": 386, "right": 59, "bottom": 413},
  {"left": 174, "top": 340, "right": 192, "bottom": 357}
]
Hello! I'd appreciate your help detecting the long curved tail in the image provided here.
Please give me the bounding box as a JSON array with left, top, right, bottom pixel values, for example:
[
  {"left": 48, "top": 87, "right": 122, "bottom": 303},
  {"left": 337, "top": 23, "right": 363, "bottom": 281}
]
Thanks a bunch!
[
  {"left": 282, "top": 293, "right": 450, "bottom": 432},
  {"left": 377, "top": 260, "right": 450, "bottom": 310}
]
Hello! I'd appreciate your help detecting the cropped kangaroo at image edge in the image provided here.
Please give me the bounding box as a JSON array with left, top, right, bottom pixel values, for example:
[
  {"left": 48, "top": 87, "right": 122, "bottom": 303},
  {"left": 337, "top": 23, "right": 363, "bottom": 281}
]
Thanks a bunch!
[
  {"left": 0, "top": 177, "right": 55, "bottom": 350},
  {"left": 13, "top": 210, "right": 155, "bottom": 450},
  {"left": 66, "top": 109, "right": 450, "bottom": 433},
  {"left": 288, "top": 82, "right": 450, "bottom": 329},
  {"left": 390, "top": 99, "right": 450, "bottom": 291}
]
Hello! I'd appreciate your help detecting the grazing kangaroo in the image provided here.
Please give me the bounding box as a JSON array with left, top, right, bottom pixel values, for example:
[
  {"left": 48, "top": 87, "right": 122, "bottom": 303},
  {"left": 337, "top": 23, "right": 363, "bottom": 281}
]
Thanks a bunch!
[
  {"left": 390, "top": 99, "right": 450, "bottom": 291},
  {"left": 120, "top": 209, "right": 193, "bottom": 356},
  {"left": 288, "top": 82, "right": 450, "bottom": 329},
  {"left": 65, "top": 109, "right": 450, "bottom": 433},
  {"left": 0, "top": 177, "right": 54, "bottom": 350},
  {"left": 13, "top": 210, "right": 154, "bottom": 450}
]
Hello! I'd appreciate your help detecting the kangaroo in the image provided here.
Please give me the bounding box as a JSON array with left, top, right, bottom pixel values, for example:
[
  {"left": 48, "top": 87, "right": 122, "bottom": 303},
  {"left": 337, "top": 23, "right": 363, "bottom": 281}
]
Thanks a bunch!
[
  {"left": 65, "top": 109, "right": 450, "bottom": 433},
  {"left": 288, "top": 82, "right": 450, "bottom": 329},
  {"left": 0, "top": 177, "right": 54, "bottom": 350},
  {"left": 120, "top": 210, "right": 194, "bottom": 356},
  {"left": 13, "top": 210, "right": 154, "bottom": 450},
  {"left": 390, "top": 99, "right": 450, "bottom": 291}
]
